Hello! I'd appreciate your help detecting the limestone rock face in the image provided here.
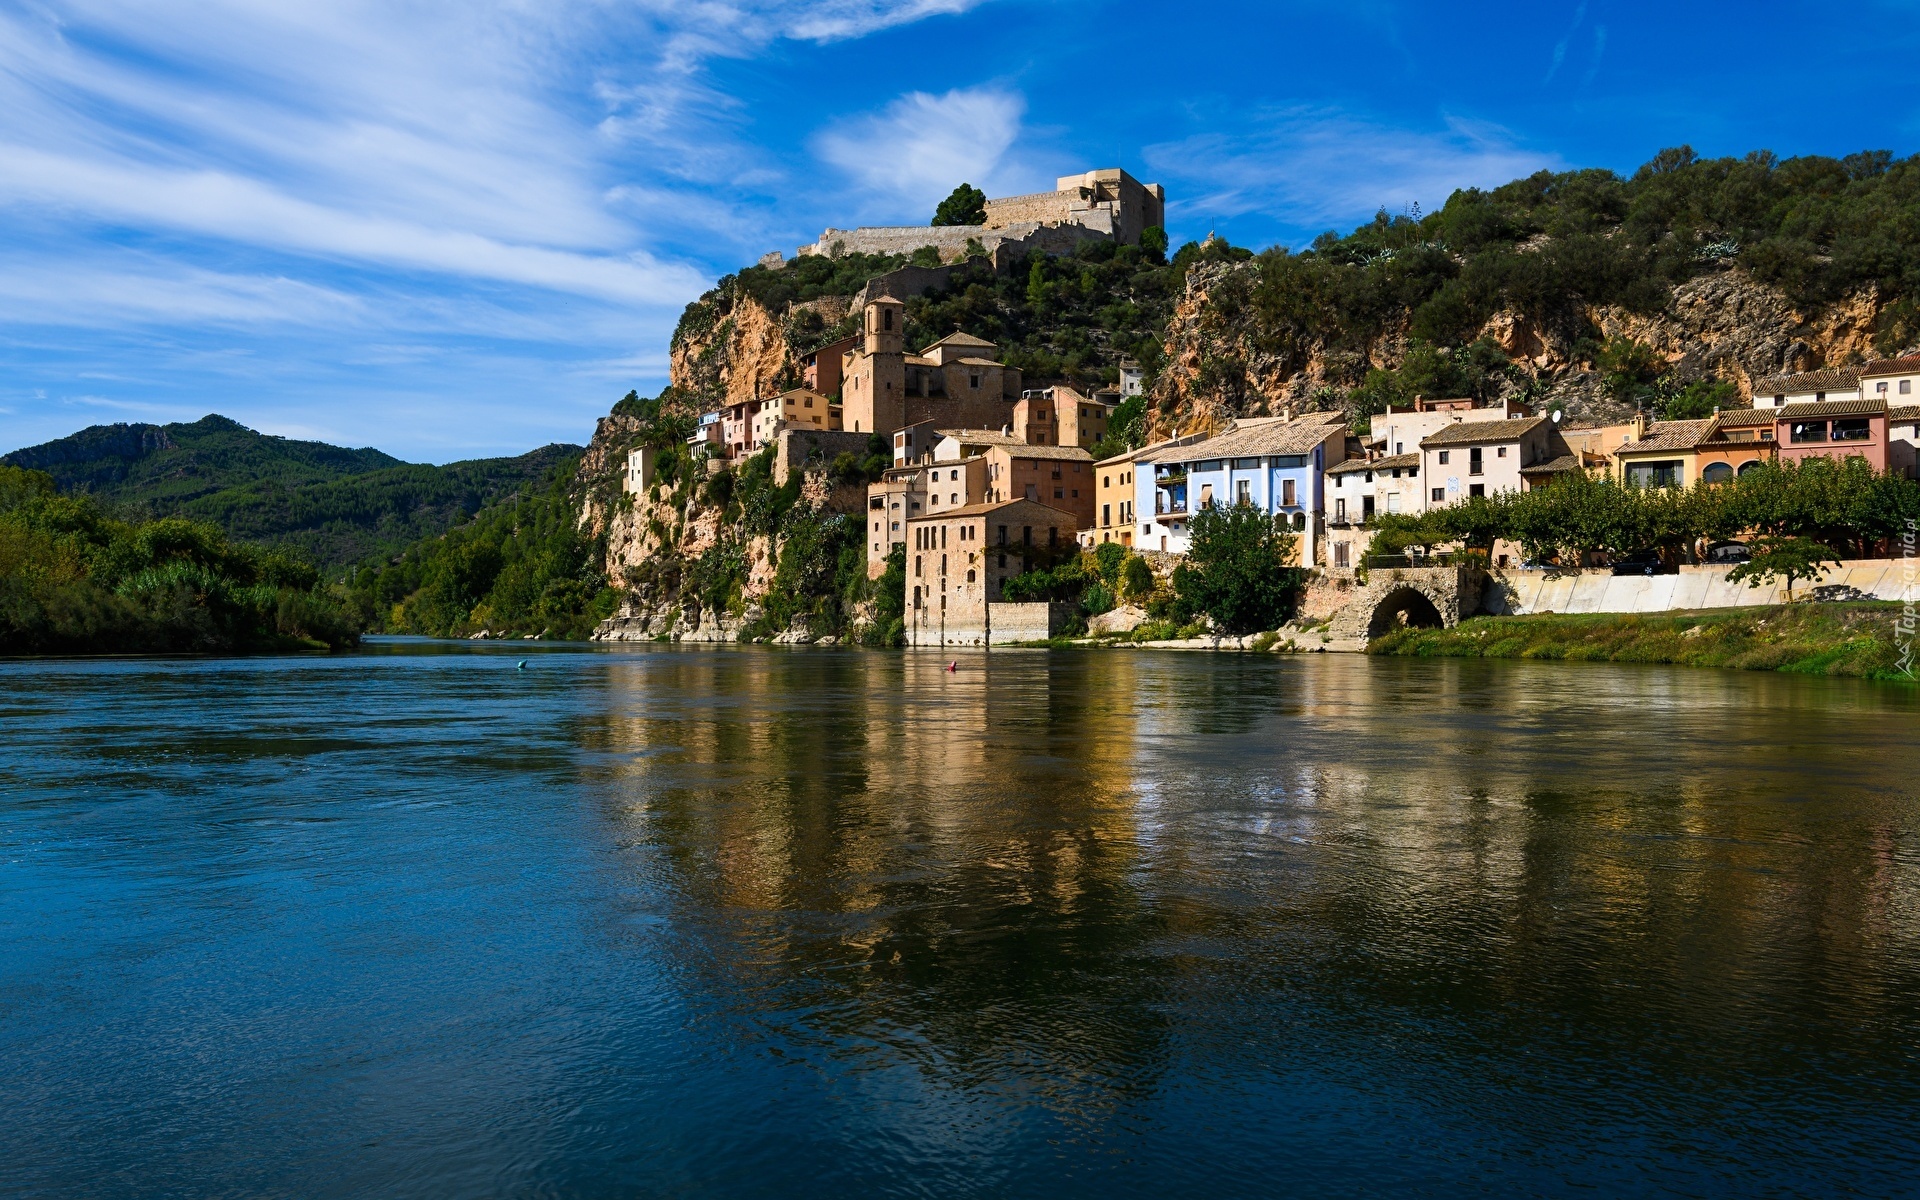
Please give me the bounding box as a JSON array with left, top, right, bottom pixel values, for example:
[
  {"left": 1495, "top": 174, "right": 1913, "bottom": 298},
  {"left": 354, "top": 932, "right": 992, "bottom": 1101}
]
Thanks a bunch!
[
  {"left": 1088, "top": 604, "right": 1147, "bottom": 634},
  {"left": 669, "top": 290, "right": 851, "bottom": 408},
  {"left": 1150, "top": 261, "right": 1887, "bottom": 436}
]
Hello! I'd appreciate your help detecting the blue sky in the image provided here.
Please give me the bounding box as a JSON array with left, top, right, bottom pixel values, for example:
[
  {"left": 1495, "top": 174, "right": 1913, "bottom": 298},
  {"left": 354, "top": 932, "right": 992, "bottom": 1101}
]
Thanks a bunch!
[{"left": 2, "top": 0, "right": 1915, "bottom": 462}]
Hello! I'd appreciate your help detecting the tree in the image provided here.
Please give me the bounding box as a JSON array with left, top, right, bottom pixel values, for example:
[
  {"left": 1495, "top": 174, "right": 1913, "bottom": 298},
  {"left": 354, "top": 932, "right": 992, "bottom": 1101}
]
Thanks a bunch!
[
  {"left": 932, "top": 183, "right": 987, "bottom": 227},
  {"left": 1598, "top": 337, "right": 1666, "bottom": 408},
  {"left": 1658, "top": 378, "right": 1737, "bottom": 420},
  {"left": 1727, "top": 536, "right": 1838, "bottom": 601},
  {"left": 1173, "top": 503, "right": 1304, "bottom": 633},
  {"left": 1121, "top": 554, "right": 1155, "bottom": 601},
  {"left": 1139, "top": 225, "right": 1169, "bottom": 262}
]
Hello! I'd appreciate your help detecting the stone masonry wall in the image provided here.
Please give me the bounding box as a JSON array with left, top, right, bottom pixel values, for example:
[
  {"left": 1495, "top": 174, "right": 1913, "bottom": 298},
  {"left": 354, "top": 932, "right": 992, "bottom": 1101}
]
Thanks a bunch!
[
  {"left": 1486, "top": 559, "right": 1916, "bottom": 613},
  {"left": 987, "top": 601, "right": 1075, "bottom": 644}
]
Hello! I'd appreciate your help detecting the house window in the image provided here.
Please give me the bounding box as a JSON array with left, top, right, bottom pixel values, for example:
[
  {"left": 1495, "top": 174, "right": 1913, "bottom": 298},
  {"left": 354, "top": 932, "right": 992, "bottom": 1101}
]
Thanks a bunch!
[
  {"left": 1275, "top": 456, "right": 1307, "bottom": 468},
  {"left": 1282, "top": 479, "right": 1296, "bottom": 506},
  {"left": 1790, "top": 421, "right": 1828, "bottom": 444},
  {"left": 1432, "top": 487, "right": 1446, "bottom": 502},
  {"left": 1626, "top": 460, "right": 1683, "bottom": 489},
  {"left": 1054, "top": 487, "right": 1064, "bottom": 499},
  {"left": 1438, "top": 450, "right": 1450, "bottom": 464},
  {"left": 1200, "top": 483, "right": 1214, "bottom": 507},
  {"left": 1701, "top": 462, "right": 1734, "bottom": 483},
  {"left": 1496, "top": 446, "right": 1506, "bottom": 458},
  {"left": 1334, "top": 542, "right": 1349, "bottom": 568},
  {"left": 1469, "top": 484, "right": 1485, "bottom": 497},
  {"left": 1198, "top": 460, "right": 1222, "bottom": 471},
  {"left": 1386, "top": 493, "right": 1401, "bottom": 514},
  {"left": 1904, "top": 380, "right": 1913, "bottom": 394},
  {"left": 1878, "top": 382, "right": 1889, "bottom": 394},
  {"left": 1232, "top": 457, "right": 1259, "bottom": 469},
  {"left": 1102, "top": 503, "right": 1111, "bottom": 526},
  {"left": 1362, "top": 495, "right": 1375, "bottom": 520},
  {"left": 1469, "top": 448, "right": 1484, "bottom": 476},
  {"left": 1237, "top": 480, "right": 1251, "bottom": 504},
  {"left": 1023, "top": 526, "right": 1032, "bottom": 545},
  {"left": 1335, "top": 498, "right": 1346, "bottom": 522},
  {"left": 970, "top": 373, "right": 981, "bottom": 389},
  {"left": 967, "top": 569, "right": 976, "bottom": 582},
  {"left": 1291, "top": 513, "right": 1305, "bottom": 531},
  {"left": 1833, "top": 418, "right": 1871, "bottom": 442}
]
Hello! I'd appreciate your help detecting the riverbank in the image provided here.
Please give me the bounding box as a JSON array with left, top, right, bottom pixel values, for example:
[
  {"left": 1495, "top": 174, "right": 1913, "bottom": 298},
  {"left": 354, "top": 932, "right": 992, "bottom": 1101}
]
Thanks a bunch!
[{"left": 1368, "top": 602, "right": 1915, "bottom": 681}]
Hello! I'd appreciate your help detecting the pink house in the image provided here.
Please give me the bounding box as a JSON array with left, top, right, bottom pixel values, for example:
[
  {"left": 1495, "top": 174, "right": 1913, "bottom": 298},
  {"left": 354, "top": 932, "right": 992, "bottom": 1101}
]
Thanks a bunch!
[{"left": 1773, "top": 398, "right": 1889, "bottom": 471}]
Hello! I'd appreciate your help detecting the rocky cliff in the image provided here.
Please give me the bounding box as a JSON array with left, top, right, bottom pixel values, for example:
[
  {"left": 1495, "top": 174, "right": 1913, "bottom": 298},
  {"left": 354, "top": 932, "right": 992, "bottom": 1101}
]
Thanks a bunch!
[
  {"left": 669, "top": 288, "right": 852, "bottom": 405},
  {"left": 1152, "top": 260, "right": 1889, "bottom": 437}
]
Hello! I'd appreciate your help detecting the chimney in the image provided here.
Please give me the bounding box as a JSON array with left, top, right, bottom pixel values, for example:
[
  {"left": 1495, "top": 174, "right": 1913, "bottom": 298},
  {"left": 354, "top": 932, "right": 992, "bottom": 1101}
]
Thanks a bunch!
[{"left": 1631, "top": 411, "right": 1649, "bottom": 441}]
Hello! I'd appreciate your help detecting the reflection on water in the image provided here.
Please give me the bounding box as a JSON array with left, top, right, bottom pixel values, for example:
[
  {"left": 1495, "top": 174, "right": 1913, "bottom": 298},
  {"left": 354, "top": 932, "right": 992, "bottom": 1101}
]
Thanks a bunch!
[{"left": 3, "top": 641, "right": 1918, "bottom": 1197}]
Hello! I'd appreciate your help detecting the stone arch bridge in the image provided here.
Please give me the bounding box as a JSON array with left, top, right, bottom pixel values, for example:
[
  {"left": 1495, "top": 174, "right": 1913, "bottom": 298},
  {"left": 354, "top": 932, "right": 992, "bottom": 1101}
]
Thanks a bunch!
[{"left": 1323, "top": 565, "right": 1487, "bottom": 645}]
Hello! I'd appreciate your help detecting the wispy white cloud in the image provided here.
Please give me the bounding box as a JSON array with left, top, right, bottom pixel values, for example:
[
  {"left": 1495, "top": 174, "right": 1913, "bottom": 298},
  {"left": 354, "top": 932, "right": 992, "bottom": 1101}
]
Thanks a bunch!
[
  {"left": 1146, "top": 109, "right": 1564, "bottom": 237},
  {"left": 1544, "top": 0, "right": 1587, "bottom": 83},
  {"left": 813, "top": 85, "right": 1028, "bottom": 219}
]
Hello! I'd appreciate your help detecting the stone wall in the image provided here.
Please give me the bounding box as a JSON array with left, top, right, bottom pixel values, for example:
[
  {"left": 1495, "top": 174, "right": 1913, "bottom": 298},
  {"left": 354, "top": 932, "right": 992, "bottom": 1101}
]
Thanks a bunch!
[
  {"left": 987, "top": 601, "right": 1076, "bottom": 644},
  {"left": 800, "top": 220, "right": 1109, "bottom": 267},
  {"left": 982, "top": 190, "right": 1078, "bottom": 226},
  {"left": 1485, "top": 559, "right": 1916, "bottom": 613},
  {"left": 775, "top": 428, "right": 873, "bottom": 487}
]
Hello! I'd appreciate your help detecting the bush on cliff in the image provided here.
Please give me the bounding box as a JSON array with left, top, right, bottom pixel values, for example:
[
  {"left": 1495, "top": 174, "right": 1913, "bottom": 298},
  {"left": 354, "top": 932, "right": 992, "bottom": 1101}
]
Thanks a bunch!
[{"left": 0, "top": 465, "right": 358, "bottom": 655}]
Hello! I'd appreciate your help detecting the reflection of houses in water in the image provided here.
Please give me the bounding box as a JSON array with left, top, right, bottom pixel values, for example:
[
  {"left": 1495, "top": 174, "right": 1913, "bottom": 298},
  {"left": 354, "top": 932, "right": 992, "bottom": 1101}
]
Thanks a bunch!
[{"left": 585, "top": 649, "right": 1919, "bottom": 1069}]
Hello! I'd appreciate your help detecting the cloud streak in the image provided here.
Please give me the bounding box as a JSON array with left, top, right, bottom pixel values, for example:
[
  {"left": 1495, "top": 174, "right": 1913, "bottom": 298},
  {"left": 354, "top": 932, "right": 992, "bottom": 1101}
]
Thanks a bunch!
[{"left": 814, "top": 86, "right": 1028, "bottom": 220}]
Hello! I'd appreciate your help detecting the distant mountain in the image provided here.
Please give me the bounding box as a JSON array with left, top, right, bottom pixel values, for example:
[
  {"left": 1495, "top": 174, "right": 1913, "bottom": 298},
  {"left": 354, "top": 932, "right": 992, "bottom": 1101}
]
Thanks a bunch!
[{"left": 2, "top": 415, "right": 583, "bottom": 571}]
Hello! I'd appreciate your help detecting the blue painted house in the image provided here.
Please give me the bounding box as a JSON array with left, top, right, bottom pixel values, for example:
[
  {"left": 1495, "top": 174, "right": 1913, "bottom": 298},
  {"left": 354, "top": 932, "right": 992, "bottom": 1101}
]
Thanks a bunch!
[{"left": 1133, "top": 415, "right": 1348, "bottom": 564}]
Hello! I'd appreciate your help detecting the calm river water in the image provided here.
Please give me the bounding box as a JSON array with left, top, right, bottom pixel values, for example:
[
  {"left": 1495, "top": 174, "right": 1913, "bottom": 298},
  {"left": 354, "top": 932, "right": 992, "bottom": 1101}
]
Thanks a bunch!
[{"left": 4, "top": 641, "right": 1920, "bottom": 1197}]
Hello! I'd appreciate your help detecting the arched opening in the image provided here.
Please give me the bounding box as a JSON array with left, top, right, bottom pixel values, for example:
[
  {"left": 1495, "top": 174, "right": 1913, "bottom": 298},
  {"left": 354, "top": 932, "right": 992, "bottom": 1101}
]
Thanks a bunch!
[
  {"left": 1701, "top": 462, "right": 1733, "bottom": 484},
  {"left": 1737, "top": 460, "right": 1764, "bottom": 476},
  {"left": 1367, "top": 587, "right": 1445, "bottom": 639}
]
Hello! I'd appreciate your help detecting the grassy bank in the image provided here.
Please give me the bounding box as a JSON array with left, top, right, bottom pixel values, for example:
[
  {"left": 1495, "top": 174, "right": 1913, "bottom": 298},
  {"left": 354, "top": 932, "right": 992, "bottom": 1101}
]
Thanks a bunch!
[{"left": 1370, "top": 603, "right": 1915, "bottom": 681}]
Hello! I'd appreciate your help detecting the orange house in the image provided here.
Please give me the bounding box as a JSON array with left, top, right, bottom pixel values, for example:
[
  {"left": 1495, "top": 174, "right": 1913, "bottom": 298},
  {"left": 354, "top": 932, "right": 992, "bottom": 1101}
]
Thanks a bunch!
[{"left": 1693, "top": 408, "right": 1777, "bottom": 481}]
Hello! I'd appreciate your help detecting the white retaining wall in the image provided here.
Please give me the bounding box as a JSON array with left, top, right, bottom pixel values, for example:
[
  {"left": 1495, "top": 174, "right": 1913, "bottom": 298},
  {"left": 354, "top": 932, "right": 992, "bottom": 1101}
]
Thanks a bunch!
[{"left": 1486, "top": 558, "right": 1918, "bottom": 615}]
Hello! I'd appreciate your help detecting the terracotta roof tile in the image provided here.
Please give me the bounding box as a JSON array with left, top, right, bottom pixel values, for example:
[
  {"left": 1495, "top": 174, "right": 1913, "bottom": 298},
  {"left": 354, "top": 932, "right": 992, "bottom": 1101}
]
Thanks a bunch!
[
  {"left": 905, "top": 498, "right": 1078, "bottom": 522},
  {"left": 1164, "top": 419, "right": 1347, "bottom": 462},
  {"left": 922, "top": 331, "right": 997, "bottom": 349},
  {"left": 1327, "top": 453, "right": 1419, "bottom": 474},
  {"left": 1888, "top": 405, "right": 1920, "bottom": 423},
  {"left": 1711, "top": 408, "right": 1778, "bottom": 427},
  {"left": 1420, "top": 416, "right": 1549, "bottom": 448},
  {"left": 997, "top": 443, "right": 1095, "bottom": 461},
  {"left": 934, "top": 428, "right": 1023, "bottom": 446},
  {"left": 1520, "top": 454, "right": 1584, "bottom": 475},
  {"left": 1616, "top": 419, "right": 1713, "bottom": 453},
  {"left": 1778, "top": 398, "right": 1888, "bottom": 420},
  {"left": 1752, "top": 366, "right": 1860, "bottom": 394},
  {"left": 1860, "top": 355, "right": 1920, "bottom": 378}
]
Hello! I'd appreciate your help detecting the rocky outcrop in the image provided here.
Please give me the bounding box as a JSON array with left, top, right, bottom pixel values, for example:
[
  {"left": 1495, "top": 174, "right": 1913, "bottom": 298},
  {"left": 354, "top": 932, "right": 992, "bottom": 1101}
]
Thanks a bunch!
[{"left": 1150, "top": 261, "right": 1888, "bottom": 435}]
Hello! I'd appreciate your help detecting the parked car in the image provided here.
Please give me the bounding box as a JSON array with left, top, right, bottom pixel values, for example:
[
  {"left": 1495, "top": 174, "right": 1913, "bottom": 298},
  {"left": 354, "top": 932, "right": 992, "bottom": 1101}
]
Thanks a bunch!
[
  {"left": 1609, "top": 551, "right": 1675, "bottom": 576},
  {"left": 1704, "top": 541, "right": 1752, "bottom": 565}
]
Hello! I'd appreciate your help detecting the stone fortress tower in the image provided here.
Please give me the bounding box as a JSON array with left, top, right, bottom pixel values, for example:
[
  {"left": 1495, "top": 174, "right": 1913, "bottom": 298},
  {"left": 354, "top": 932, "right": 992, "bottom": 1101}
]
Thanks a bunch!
[{"left": 790, "top": 167, "right": 1167, "bottom": 265}]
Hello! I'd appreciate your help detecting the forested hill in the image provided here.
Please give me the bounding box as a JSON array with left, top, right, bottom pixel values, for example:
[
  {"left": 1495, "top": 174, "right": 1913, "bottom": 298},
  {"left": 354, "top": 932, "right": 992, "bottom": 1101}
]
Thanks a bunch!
[{"left": 3, "top": 415, "right": 582, "bottom": 571}]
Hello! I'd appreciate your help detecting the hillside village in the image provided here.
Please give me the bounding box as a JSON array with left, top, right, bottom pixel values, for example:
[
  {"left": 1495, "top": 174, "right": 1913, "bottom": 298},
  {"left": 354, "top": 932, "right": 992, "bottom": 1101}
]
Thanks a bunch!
[{"left": 589, "top": 167, "right": 1920, "bottom": 649}]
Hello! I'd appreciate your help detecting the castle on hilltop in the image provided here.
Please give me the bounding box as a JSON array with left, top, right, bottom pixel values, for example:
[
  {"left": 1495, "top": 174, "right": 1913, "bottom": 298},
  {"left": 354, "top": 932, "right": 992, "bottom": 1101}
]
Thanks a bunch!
[{"left": 773, "top": 168, "right": 1166, "bottom": 266}]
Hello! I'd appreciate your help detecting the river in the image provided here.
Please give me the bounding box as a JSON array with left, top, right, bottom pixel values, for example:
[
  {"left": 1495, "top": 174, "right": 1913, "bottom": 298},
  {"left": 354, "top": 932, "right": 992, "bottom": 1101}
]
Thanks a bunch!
[{"left": 3, "top": 641, "right": 1918, "bottom": 1197}]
